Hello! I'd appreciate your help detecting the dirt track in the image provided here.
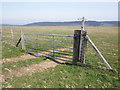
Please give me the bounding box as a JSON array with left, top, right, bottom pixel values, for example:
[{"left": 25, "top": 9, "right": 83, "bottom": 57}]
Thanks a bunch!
[
  {"left": 2, "top": 54, "right": 36, "bottom": 63},
  {"left": 3, "top": 60, "right": 58, "bottom": 79},
  {"left": 1, "top": 47, "right": 73, "bottom": 83},
  {"left": 2, "top": 47, "right": 72, "bottom": 63}
]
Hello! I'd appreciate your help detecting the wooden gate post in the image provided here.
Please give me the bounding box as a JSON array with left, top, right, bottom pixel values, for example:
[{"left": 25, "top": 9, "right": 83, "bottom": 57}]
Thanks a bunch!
[
  {"left": 79, "top": 30, "right": 87, "bottom": 64},
  {"left": 73, "top": 30, "right": 87, "bottom": 65},
  {"left": 73, "top": 30, "right": 81, "bottom": 65},
  {"left": 20, "top": 30, "right": 26, "bottom": 50}
]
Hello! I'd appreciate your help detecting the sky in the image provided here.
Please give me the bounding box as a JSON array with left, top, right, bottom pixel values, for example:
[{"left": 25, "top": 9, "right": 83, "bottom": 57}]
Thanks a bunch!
[{"left": 1, "top": 2, "right": 118, "bottom": 25}]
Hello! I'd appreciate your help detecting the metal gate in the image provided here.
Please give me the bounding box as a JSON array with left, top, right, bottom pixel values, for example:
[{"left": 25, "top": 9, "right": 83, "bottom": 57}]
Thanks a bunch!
[
  {"left": 24, "top": 33, "right": 74, "bottom": 62},
  {"left": 18, "top": 30, "right": 113, "bottom": 71}
]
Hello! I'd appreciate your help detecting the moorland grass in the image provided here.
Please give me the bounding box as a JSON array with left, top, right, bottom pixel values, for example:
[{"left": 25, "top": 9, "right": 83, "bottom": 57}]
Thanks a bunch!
[
  {"left": 2, "top": 42, "right": 25, "bottom": 59},
  {"left": 3, "top": 57, "right": 45, "bottom": 73},
  {"left": 3, "top": 64, "right": 119, "bottom": 88},
  {"left": 2, "top": 26, "right": 119, "bottom": 88}
]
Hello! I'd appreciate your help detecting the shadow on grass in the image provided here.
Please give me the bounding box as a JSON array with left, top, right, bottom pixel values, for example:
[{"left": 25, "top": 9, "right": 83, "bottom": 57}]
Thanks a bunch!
[
  {"left": 45, "top": 57, "right": 117, "bottom": 73},
  {"left": 28, "top": 52, "right": 117, "bottom": 73}
]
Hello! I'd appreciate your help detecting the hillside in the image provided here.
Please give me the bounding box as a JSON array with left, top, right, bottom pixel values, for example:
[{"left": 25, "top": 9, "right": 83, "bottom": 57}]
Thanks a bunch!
[
  {"left": 1, "top": 21, "right": 118, "bottom": 26},
  {"left": 24, "top": 21, "right": 118, "bottom": 26}
]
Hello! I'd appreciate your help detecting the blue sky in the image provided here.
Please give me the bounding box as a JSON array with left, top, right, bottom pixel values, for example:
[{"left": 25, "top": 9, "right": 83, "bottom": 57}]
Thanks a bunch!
[{"left": 1, "top": 2, "right": 118, "bottom": 25}]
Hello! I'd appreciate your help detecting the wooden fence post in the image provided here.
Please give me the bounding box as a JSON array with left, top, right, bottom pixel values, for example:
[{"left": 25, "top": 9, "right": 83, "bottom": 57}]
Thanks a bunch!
[
  {"left": 11, "top": 29, "right": 14, "bottom": 43},
  {"left": 79, "top": 30, "right": 87, "bottom": 64},
  {"left": 73, "top": 30, "right": 87, "bottom": 65},
  {"left": 73, "top": 30, "right": 81, "bottom": 65},
  {"left": 86, "top": 36, "right": 112, "bottom": 69},
  {"left": 0, "top": 29, "right": 2, "bottom": 41},
  {"left": 20, "top": 30, "right": 26, "bottom": 50}
]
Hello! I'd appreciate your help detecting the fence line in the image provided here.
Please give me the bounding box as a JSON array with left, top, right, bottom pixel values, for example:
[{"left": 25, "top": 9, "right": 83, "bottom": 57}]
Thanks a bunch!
[{"left": 2, "top": 28, "right": 21, "bottom": 47}]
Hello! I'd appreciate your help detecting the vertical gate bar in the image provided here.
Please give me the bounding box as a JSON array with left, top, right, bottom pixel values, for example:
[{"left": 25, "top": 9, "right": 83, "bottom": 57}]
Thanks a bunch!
[
  {"left": 37, "top": 34, "right": 39, "bottom": 55},
  {"left": 24, "top": 31, "right": 26, "bottom": 49},
  {"left": 53, "top": 35, "right": 54, "bottom": 57}
]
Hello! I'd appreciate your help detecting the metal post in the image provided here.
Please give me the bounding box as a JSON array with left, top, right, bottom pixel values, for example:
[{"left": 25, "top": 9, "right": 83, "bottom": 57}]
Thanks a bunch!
[
  {"left": 81, "top": 17, "right": 85, "bottom": 31},
  {"left": 53, "top": 35, "right": 55, "bottom": 57},
  {"left": 37, "top": 34, "right": 39, "bottom": 55}
]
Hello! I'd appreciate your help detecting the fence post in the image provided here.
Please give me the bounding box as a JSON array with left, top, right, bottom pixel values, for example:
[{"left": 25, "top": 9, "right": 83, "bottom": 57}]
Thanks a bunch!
[
  {"left": 0, "top": 29, "right": 2, "bottom": 41},
  {"left": 79, "top": 30, "right": 87, "bottom": 64},
  {"left": 20, "top": 30, "right": 25, "bottom": 50},
  {"left": 73, "top": 30, "right": 87, "bottom": 65},
  {"left": 87, "top": 36, "right": 112, "bottom": 69},
  {"left": 73, "top": 30, "right": 81, "bottom": 65},
  {"left": 11, "top": 29, "right": 14, "bottom": 43}
]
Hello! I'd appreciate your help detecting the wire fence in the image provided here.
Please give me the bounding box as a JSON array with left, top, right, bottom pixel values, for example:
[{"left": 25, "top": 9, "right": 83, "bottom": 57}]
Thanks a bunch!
[{"left": 2, "top": 28, "right": 21, "bottom": 47}]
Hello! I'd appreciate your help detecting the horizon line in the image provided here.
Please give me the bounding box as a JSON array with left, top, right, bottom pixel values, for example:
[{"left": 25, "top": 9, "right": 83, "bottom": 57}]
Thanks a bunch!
[{"left": 1, "top": 20, "right": 118, "bottom": 25}]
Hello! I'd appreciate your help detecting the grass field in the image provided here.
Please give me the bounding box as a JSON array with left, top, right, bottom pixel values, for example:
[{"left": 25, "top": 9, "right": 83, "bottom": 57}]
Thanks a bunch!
[
  {"left": 2, "top": 42, "right": 25, "bottom": 59},
  {"left": 2, "top": 26, "right": 119, "bottom": 88}
]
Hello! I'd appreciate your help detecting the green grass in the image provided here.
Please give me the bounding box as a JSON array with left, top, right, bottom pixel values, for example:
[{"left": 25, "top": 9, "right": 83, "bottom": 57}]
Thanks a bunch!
[
  {"left": 3, "top": 57, "right": 45, "bottom": 73},
  {"left": 0, "top": 41, "right": 2, "bottom": 59},
  {"left": 2, "top": 26, "right": 119, "bottom": 88},
  {"left": 2, "top": 42, "right": 25, "bottom": 59},
  {"left": 3, "top": 64, "right": 119, "bottom": 88}
]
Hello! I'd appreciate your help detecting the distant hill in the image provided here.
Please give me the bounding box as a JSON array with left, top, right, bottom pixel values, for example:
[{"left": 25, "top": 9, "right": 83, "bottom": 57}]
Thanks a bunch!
[
  {"left": 24, "top": 21, "right": 118, "bottom": 26},
  {"left": 0, "top": 24, "right": 20, "bottom": 26},
  {"left": 1, "top": 21, "right": 118, "bottom": 26}
]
